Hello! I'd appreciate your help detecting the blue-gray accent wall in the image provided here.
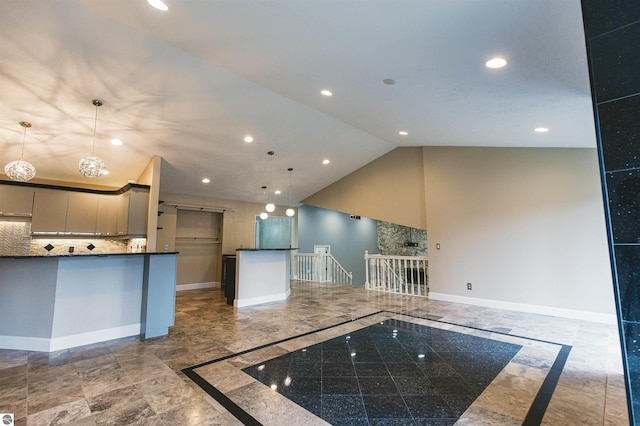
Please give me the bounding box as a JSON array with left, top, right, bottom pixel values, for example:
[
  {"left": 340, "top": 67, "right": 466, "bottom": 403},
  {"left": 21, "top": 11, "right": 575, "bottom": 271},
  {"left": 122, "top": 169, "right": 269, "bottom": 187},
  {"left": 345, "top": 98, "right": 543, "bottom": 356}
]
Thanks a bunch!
[
  {"left": 581, "top": 2, "right": 640, "bottom": 423},
  {"left": 298, "top": 205, "right": 378, "bottom": 285}
]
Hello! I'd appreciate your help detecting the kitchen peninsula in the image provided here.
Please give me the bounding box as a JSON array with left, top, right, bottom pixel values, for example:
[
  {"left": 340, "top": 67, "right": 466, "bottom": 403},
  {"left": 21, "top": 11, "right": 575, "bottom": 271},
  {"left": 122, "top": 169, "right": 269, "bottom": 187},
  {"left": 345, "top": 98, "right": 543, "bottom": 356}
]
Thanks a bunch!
[
  {"left": 234, "top": 248, "right": 296, "bottom": 307},
  {"left": 0, "top": 252, "right": 177, "bottom": 352}
]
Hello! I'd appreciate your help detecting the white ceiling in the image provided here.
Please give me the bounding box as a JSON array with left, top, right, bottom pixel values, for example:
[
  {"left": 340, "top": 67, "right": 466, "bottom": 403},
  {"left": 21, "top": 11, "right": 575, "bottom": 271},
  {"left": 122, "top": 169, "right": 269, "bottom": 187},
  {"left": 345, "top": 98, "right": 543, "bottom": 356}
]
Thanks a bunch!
[{"left": 0, "top": 0, "right": 595, "bottom": 204}]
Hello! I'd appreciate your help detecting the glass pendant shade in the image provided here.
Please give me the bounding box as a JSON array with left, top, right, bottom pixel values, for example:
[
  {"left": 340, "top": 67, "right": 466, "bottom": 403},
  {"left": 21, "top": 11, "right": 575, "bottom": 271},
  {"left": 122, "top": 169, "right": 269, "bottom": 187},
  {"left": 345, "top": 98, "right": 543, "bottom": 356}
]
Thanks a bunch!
[
  {"left": 4, "top": 121, "right": 36, "bottom": 182},
  {"left": 265, "top": 202, "right": 276, "bottom": 213},
  {"left": 78, "top": 156, "right": 106, "bottom": 177},
  {"left": 260, "top": 212, "right": 268, "bottom": 220},
  {"left": 286, "top": 208, "right": 295, "bottom": 217},
  {"left": 5, "top": 160, "right": 36, "bottom": 182}
]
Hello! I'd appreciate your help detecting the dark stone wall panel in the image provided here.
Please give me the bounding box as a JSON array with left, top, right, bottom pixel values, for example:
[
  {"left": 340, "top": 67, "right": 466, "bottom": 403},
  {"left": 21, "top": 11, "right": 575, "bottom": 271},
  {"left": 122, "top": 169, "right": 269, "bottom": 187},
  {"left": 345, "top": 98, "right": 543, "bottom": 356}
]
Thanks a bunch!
[
  {"left": 582, "top": 0, "right": 640, "bottom": 38},
  {"left": 606, "top": 170, "right": 640, "bottom": 243},
  {"left": 599, "top": 95, "right": 640, "bottom": 172},
  {"left": 590, "top": 22, "right": 640, "bottom": 103},
  {"left": 614, "top": 245, "right": 640, "bottom": 321},
  {"left": 623, "top": 321, "right": 640, "bottom": 406}
]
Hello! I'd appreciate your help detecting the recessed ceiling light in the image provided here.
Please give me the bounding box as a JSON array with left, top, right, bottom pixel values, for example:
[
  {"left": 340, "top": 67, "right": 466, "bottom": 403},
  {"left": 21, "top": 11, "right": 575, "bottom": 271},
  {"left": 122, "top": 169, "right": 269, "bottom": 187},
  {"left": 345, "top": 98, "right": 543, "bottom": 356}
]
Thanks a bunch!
[
  {"left": 399, "top": 131, "right": 408, "bottom": 136},
  {"left": 147, "top": 0, "right": 168, "bottom": 11},
  {"left": 534, "top": 127, "right": 549, "bottom": 133},
  {"left": 244, "top": 136, "right": 254, "bottom": 143},
  {"left": 485, "top": 57, "right": 507, "bottom": 69},
  {"left": 110, "top": 138, "right": 123, "bottom": 146},
  {"left": 322, "top": 159, "right": 330, "bottom": 165},
  {"left": 320, "top": 90, "right": 333, "bottom": 97},
  {"left": 274, "top": 190, "right": 281, "bottom": 195},
  {"left": 202, "top": 178, "right": 210, "bottom": 183}
]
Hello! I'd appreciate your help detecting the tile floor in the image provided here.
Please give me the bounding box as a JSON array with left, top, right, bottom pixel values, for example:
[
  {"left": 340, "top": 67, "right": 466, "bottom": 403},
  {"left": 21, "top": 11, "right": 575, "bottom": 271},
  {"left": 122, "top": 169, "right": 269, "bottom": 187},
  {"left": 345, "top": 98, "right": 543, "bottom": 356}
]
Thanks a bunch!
[{"left": 0, "top": 281, "right": 630, "bottom": 425}]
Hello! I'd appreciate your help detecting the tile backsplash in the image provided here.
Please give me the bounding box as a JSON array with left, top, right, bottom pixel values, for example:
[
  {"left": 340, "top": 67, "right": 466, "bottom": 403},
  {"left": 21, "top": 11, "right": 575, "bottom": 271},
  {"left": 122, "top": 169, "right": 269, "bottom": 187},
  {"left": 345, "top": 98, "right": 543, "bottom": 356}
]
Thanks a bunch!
[
  {"left": 0, "top": 221, "right": 147, "bottom": 256},
  {"left": 30, "top": 238, "right": 130, "bottom": 255}
]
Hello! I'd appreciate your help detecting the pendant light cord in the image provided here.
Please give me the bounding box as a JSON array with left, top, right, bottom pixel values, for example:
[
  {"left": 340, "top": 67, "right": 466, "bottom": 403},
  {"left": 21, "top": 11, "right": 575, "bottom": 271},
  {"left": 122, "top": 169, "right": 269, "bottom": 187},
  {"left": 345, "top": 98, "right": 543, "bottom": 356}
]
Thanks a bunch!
[
  {"left": 92, "top": 103, "right": 98, "bottom": 156},
  {"left": 90, "top": 99, "right": 103, "bottom": 156},
  {"left": 18, "top": 121, "right": 31, "bottom": 160},
  {"left": 20, "top": 125, "right": 27, "bottom": 159}
]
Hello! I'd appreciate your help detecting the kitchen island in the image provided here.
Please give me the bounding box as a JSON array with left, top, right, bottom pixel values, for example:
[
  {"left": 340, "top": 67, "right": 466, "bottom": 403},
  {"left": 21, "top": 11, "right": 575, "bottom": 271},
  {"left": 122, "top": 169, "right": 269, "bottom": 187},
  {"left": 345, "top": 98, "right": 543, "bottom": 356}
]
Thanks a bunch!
[
  {"left": 0, "top": 252, "right": 177, "bottom": 352},
  {"left": 235, "top": 248, "right": 296, "bottom": 307}
]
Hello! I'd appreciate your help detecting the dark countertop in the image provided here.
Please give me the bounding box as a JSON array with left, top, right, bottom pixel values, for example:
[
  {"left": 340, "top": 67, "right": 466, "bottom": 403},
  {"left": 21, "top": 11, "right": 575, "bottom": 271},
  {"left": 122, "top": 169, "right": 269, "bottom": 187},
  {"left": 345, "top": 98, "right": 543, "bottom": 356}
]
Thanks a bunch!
[
  {"left": 236, "top": 248, "right": 299, "bottom": 251},
  {"left": 0, "top": 252, "right": 179, "bottom": 260}
]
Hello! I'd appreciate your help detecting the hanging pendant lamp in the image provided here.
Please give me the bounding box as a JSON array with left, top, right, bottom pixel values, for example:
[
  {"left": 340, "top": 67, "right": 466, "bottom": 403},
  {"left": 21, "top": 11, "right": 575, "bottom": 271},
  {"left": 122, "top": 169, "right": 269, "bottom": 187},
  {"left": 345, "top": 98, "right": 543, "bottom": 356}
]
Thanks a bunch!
[
  {"left": 286, "top": 167, "right": 295, "bottom": 217},
  {"left": 78, "top": 99, "right": 107, "bottom": 177},
  {"left": 4, "top": 121, "right": 36, "bottom": 182},
  {"left": 260, "top": 186, "right": 269, "bottom": 220},
  {"left": 265, "top": 151, "right": 276, "bottom": 213}
]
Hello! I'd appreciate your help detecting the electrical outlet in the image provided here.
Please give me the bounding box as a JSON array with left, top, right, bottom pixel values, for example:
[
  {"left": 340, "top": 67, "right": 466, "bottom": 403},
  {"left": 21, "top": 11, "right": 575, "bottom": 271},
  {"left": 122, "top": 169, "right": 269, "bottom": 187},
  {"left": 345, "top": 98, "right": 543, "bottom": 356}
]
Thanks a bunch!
[
  {"left": 467, "top": 282, "right": 472, "bottom": 290},
  {"left": 436, "top": 243, "right": 441, "bottom": 250}
]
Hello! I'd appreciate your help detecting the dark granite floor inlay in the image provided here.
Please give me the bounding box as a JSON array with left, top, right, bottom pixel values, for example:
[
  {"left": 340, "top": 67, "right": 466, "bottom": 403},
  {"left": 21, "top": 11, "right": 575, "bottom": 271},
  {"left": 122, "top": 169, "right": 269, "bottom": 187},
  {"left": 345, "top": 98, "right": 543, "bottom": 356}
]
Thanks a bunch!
[{"left": 241, "top": 319, "right": 522, "bottom": 424}]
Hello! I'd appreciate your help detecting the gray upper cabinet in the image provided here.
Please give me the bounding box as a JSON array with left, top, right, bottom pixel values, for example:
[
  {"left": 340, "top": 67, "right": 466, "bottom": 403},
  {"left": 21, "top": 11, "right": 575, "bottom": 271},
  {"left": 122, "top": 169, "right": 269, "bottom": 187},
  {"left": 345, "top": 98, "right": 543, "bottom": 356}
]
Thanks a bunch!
[
  {"left": 0, "top": 186, "right": 35, "bottom": 216},
  {"left": 116, "top": 188, "right": 149, "bottom": 236},
  {"left": 31, "top": 190, "right": 69, "bottom": 233},
  {"left": 127, "top": 188, "right": 149, "bottom": 236},
  {"left": 6, "top": 183, "right": 149, "bottom": 236},
  {"left": 96, "top": 195, "right": 120, "bottom": 235},
  {"left": 66, "top": 193, "right": 100, "bottom": 233}
]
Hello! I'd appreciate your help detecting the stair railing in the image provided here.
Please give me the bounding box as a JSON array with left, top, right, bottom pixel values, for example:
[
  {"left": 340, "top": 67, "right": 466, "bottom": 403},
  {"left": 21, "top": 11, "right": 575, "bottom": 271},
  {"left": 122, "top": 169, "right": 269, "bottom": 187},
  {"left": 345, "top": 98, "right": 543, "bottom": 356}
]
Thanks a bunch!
[
  {"left": 295, "top": 252, "right": 353, "bottom": 285},
  {"left": 364, "top": 250, "right": 428, "bottom": 296}
]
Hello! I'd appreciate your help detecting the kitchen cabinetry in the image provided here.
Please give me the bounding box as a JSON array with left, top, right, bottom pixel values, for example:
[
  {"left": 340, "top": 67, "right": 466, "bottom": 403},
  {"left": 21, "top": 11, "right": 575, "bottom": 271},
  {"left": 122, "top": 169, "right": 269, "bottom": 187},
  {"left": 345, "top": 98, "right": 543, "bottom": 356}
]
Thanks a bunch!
[
  {"left": 66, "top": 193, "right": 99, "bottom": 233},
  {"left": 117, "top": 188, "right": 149, "bottom": 236},
  {"left": 0, "top": 186, "right": 34, "bottom": 216},
  {"left": 31, "top": 191, "right": 68, "bottom": 232},
  {"left": 25, "top": 184, "right": 149, "bottom": 235},
  {"left": 96, "top": 195, "right": 120, "bottom": 235}
]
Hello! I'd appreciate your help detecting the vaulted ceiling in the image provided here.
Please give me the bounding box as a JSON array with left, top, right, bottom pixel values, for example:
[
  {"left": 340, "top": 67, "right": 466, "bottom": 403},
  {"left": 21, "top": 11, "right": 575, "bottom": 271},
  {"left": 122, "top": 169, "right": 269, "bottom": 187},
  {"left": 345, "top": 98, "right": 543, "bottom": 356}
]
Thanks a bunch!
[{"left": 0, "top": 0, "right": 594, "bottom": 204}]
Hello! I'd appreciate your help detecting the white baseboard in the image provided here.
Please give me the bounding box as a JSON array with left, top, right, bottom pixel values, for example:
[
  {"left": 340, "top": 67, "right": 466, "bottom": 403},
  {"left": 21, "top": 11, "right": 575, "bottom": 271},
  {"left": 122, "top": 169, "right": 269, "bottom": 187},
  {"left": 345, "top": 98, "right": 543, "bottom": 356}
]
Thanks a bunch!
[
  {"left": 235, "top": 289, "right": 291, "bottom": 308},
  {"left": 428, "top": 292, "right": 617, "bottom": 324},
  {"left": 0, "top": 323, "right": 141, "bottom": 352},
  {"left": 176, "top": 281, "right": 219, "bottom": 291}
]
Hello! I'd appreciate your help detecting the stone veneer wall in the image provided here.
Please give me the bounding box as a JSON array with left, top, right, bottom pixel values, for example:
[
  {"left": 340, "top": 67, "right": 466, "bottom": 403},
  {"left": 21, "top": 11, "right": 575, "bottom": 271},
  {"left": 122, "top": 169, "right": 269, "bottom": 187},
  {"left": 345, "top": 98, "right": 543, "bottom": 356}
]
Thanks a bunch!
[
  {"left": 0, "top": 221, "right": 31, "bottom": 256},
  {"left": 377, "top": 221, "right": 427, "bottom": 257}
]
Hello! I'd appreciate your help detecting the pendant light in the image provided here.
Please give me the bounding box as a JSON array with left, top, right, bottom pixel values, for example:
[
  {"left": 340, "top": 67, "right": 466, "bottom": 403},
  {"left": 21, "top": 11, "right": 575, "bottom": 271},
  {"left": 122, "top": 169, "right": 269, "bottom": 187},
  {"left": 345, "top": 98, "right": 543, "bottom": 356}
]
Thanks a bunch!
[
  {"left": 4, "top": 121, "right": 36, "bottom": 182},
  {"left": 265, "top": 151, "right": 276, "bottom": 213},
  {"left": 285, "top": 167, "right": 295, "bottom": 217},
  {"left": 78, "top": 99, "right": 107, "bottom": 178},
  {"left": 259, "top": 186, "right": 269, "bottom": 220}
]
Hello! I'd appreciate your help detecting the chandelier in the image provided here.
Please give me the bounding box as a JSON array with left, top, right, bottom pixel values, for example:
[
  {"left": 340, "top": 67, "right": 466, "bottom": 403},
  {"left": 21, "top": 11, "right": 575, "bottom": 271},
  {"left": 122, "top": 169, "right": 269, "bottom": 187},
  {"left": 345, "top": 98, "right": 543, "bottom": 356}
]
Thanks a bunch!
[
  {"left": 4, "top": 121, "right": 36, "bottom": 182},
  {"left": 78, "top": 99, "right": 107, "bottom": 177}
]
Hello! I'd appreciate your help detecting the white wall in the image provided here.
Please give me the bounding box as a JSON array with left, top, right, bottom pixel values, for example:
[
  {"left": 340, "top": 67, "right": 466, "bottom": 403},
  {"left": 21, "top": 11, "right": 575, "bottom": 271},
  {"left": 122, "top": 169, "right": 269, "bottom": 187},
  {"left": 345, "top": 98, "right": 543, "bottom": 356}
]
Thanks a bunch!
[{"left": 423, "top": 147, "right": 615, "bottom": 319}]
